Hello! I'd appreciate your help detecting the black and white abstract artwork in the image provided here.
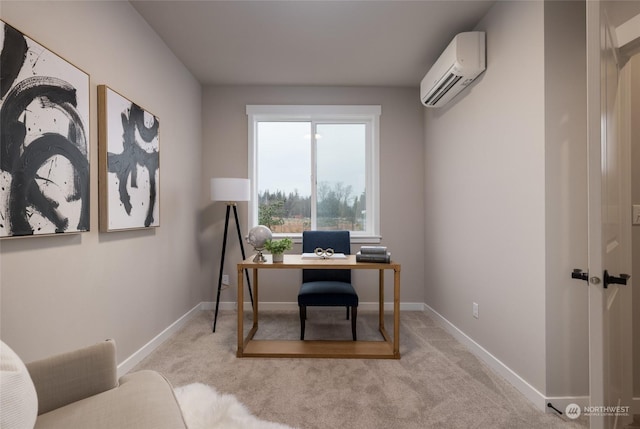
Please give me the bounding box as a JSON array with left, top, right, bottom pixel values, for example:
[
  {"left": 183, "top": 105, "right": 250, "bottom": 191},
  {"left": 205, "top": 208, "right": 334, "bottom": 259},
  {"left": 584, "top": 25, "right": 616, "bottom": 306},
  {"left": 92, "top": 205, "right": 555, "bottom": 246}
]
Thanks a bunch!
[
  {"left": 98, "top": 85, "right": 159, "bottom": 231},
  {"left": 0, "top": 20, "right": 90, "bottom": 238}
]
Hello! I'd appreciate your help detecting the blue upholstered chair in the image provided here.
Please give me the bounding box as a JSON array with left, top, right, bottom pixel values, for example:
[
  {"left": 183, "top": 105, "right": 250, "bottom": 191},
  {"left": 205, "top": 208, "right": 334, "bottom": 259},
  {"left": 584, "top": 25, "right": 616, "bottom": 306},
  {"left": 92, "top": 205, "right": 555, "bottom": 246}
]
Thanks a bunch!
[{"left": 298, "top": 230, "right": 358, "bottom": 341}]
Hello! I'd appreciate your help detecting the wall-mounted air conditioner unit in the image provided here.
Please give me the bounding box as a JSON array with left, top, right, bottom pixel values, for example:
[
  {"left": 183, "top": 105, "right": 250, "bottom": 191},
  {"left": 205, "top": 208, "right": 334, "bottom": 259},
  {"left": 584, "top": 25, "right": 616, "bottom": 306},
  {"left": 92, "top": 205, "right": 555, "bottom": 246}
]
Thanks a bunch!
[{"left": 420, "top": 31, "right": 486, "bottom": 108}]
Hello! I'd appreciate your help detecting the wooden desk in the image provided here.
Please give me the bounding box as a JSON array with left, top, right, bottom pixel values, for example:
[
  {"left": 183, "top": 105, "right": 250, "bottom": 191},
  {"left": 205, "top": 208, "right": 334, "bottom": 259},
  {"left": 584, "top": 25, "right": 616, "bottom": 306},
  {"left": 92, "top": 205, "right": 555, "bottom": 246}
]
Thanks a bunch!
[{"left": 237, "top": 254, "right": 401, "bottom": 359}]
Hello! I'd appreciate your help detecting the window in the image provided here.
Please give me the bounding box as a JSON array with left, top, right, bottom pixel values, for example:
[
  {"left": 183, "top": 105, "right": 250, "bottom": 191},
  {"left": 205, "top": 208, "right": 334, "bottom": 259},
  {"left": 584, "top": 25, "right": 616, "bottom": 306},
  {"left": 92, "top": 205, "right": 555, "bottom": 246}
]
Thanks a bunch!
[{"left": 247, "top": 105, "right": 381, "bottom": 242}]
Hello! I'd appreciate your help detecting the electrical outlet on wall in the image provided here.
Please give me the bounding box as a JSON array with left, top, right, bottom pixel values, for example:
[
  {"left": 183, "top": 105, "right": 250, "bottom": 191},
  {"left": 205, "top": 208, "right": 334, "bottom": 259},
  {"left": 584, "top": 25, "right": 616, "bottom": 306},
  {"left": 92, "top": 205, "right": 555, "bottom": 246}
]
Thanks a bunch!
[
  {"left": 222, "top": 274, "right": 230, "bottom": 285},
  {"left": 473, "top": 302, "right": 479, "bottom": 319}
]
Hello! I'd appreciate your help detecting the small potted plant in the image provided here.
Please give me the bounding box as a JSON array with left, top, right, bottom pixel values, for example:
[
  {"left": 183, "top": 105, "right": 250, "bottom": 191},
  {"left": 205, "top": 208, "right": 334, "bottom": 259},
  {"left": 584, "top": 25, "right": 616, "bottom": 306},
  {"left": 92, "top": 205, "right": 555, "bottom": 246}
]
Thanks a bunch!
[{"left": 264, "top": 237, "right": 293, "bottom": 263}]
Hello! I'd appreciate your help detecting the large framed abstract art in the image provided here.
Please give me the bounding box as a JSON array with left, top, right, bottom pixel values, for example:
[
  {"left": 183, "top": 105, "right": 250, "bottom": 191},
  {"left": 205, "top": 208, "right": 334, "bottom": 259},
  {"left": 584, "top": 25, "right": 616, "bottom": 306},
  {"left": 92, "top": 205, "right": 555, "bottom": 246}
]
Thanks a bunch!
[
  {"left": 0, "top": 20, "right": 90, "bottom": 238},
  {"left": 98, "top": 85, "right": 160, "bottom": 231}
]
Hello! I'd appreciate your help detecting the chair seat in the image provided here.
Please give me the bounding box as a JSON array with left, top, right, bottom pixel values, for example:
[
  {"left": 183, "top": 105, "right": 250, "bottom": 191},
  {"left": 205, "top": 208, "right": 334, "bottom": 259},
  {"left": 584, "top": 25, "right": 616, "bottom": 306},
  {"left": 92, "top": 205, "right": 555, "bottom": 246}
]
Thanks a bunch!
[{"left": 298, "top": 281, "right": 358, "bottom": 307}]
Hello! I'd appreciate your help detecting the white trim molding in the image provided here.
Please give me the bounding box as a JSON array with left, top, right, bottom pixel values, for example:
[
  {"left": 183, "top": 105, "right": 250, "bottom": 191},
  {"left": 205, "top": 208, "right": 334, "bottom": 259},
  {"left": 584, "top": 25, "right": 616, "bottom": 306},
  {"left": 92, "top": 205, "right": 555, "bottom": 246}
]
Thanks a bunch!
[
  {"left": 117, "top": 302, "right": 202, "bottom": 377},
  {"left": 545, "top": 396, "right": 590, "bottom": 418},
  {"left": 424, "top": 304, "right": 576, "bottom": 414},
  {"left": 246, "top": 104, "right": 381, "bottom": 240},
  {"left": 616, "top": 13, "right": 640, "bottom": 48},
  {"left": 204, "top": 301, "right": 424, "bottom": 312},
  {"left": 119, "top": 300, "right": 598, "bottom": 420},
  {"left": 120, "top": 301, "right": 424, "bottom": 376}
]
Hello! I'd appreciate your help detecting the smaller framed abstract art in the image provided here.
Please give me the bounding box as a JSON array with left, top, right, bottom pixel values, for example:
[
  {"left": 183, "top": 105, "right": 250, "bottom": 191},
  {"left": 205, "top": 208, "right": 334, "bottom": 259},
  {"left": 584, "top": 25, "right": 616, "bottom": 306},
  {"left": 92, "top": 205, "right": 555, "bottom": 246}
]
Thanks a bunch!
[
  {"left": 98, "top": 85, "right": 160, "bottom": 231},
  {"left": 0, "top": 20, "right": 90, "bottom": 238}
]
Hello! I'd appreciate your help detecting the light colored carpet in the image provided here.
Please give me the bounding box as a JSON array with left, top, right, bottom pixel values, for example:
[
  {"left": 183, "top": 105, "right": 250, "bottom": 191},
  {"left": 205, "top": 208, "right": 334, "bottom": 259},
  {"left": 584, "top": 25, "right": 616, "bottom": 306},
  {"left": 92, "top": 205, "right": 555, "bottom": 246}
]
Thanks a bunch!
[{"left": 134, "top": 309, "right": 588, "bottom": 429}]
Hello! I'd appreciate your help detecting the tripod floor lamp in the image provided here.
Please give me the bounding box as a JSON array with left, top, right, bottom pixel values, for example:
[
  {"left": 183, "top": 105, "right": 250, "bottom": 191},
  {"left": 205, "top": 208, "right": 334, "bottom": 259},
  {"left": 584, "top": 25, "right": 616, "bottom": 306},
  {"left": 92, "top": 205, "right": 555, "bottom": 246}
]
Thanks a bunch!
[{"left": 211, "top": 178, "right": 254, "bottom": 332}]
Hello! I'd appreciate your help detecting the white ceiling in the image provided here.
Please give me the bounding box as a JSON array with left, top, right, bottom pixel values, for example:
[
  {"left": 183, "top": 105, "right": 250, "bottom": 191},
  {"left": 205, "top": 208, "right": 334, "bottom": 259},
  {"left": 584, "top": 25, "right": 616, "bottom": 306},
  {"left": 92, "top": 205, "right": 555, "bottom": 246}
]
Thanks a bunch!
[{"left": 130, "top": 0, "right": 496, "bottom": 87}]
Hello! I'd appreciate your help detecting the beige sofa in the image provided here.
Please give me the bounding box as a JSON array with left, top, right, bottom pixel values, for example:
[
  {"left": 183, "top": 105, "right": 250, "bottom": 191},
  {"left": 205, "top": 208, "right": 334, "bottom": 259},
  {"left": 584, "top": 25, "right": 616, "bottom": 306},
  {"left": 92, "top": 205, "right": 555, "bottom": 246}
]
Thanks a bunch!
[{"left": 3, "top": 340, "right": 187, "bottom": 429}]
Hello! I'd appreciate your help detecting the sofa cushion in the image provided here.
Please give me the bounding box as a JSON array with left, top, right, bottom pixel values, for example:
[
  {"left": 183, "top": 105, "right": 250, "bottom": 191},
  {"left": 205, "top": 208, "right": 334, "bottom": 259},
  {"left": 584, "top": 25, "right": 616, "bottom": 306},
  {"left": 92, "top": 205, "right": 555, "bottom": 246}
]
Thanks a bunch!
[
  {"left": 0, "top": 340, "right": 38, "bottom": 429},
  {"left": 34, "top": 370, "right": 186, "bottom": 429},
  {"left": 27, "top": 340, "right": 118, "bottom": 415}
]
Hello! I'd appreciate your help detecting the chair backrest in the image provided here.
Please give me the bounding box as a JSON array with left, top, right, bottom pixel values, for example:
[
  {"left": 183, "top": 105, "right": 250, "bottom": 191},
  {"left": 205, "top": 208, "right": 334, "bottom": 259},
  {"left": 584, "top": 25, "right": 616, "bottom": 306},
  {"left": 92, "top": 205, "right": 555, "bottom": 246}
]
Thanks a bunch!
[{"left": 302, "top": 230, "right": 351, "bottom": 283}]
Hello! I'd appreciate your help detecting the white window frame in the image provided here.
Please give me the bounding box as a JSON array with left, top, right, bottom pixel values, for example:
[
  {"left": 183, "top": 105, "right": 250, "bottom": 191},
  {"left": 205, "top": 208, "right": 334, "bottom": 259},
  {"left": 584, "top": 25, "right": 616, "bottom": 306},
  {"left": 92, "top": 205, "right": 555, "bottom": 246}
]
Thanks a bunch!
[{"left": 247, "top": 105, "right": 381, "bottom": 243}]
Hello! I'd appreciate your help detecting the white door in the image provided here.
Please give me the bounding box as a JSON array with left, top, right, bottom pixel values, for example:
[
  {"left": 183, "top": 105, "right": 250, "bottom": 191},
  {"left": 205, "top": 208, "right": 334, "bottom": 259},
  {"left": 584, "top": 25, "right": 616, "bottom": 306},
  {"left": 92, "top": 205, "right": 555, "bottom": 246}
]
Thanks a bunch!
[{"left": 586, "top": 2, "right": 634, "bottom": 428}]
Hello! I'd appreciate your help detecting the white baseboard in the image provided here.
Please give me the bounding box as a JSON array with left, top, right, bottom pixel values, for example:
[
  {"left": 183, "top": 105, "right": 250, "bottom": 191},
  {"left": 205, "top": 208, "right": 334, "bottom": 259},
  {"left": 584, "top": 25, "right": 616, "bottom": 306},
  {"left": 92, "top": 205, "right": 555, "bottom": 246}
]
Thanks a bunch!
[
  {"left": 546, "top": 396, "right": 638, "bottom": 418},
  {"left": 423, "top": 301, "right": 640, "bottom": 420},
  {"left": 117, "top": 302, "right": 203, "bottom": 377},
  {"left": 203, "top": 301, "right": 425, "bottom": 312},
  {"left": 424, "top": 303, "right": 561, "bottom": 413},
  {"left": 545, "top": 396, "right": 590, "bottom": 418},
  {"left": 120, "top": 300, "right": 423, "bottom": 376},
  {"left": 200, "top": 301, "right": 235, "bottom": 311},
  {"left": 119, "top": 300, "right": 610, "bottom": 420}
]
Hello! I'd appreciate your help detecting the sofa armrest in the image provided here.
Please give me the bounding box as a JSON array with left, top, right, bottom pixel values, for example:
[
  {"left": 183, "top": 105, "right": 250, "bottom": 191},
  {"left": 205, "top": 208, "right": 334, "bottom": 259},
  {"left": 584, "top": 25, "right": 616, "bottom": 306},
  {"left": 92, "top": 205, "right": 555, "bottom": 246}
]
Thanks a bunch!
[{"left": 26, "top": 340, "right": 118, "bottom": 415}]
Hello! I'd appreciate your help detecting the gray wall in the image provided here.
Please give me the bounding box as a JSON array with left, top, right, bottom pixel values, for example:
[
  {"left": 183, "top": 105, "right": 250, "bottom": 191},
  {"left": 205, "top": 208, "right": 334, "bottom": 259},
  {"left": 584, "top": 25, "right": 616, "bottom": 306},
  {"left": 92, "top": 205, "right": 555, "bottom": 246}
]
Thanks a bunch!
[
  {"left": 424, "top": 0, "right": 590, "bottom": 397},
  {"left": 0, "top": 1, "right": 205, "bottom": 363},
  {"left": 201, "top": 86, "right": 426, "bottom": 306},
  {"left": 424, "top": 0, "right": 548, "bottom": 393},
  {"left": 543, "top": 1, "right": 589, "bottom": 396}
]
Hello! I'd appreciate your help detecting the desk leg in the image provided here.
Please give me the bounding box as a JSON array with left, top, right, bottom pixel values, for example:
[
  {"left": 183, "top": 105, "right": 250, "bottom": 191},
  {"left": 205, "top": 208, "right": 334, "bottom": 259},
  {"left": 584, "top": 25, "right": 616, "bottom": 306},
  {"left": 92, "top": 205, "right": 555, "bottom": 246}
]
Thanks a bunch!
[
  {"left": 252, "top": 268, "right": 259, "bottom": 330},
  {"left": 237, "top": 265, "right": 244, "bottom": 356},
  {"left": 393, "top": 266, "right": 400, "bottom": 358},
  {"left": 379, "top": 269, "right": 385, "bottom": 331}
]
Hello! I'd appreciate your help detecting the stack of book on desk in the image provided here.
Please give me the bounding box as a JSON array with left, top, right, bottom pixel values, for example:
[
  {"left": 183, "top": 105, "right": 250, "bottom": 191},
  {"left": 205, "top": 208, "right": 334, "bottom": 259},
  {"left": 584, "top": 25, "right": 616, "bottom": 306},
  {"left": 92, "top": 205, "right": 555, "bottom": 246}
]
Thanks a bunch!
[{"left": 356, "top": 246, "right": 391, "bottom": 263}]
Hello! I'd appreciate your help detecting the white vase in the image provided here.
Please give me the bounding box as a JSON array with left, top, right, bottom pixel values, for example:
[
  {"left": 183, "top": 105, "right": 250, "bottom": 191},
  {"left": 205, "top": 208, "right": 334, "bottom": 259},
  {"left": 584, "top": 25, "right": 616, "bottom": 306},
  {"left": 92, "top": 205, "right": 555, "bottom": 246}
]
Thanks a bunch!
[{"left": 271, "top": 253, "right": 284, "bottom": 263}]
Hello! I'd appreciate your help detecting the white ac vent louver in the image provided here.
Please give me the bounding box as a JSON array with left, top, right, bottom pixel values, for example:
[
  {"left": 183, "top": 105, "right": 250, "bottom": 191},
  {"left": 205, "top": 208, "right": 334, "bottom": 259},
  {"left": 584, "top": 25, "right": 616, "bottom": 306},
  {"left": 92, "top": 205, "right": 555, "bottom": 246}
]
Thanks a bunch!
[{"left": 420, "top": 31, "right": 486, "bottom": 108}]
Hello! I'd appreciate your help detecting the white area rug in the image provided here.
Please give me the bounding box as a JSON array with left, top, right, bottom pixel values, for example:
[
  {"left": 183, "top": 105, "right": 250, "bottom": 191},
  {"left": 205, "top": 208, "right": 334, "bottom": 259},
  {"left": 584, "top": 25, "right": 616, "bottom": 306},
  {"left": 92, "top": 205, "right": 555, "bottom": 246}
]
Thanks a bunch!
[{"left": 174, "top": 383, "right": 296, "bottom": 429}]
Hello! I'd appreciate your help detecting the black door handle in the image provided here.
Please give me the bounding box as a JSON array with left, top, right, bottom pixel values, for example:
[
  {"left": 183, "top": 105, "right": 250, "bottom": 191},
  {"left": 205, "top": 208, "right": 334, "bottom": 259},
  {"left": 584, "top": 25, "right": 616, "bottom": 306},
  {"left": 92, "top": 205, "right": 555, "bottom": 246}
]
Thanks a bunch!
[
  {"left": 571, "top": 269, "right": 589, "bottom": 282},
  {"left": 603, "top": 270, "right": 630, "bottom": 288}
]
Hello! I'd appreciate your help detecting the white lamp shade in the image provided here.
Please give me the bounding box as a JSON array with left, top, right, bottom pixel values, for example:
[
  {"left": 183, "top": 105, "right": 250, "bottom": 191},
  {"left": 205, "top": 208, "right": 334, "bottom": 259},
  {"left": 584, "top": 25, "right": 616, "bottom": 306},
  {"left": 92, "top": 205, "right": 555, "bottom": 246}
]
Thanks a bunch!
[{"left": 210, "top": 178, "right": 250, "bottom": 202}]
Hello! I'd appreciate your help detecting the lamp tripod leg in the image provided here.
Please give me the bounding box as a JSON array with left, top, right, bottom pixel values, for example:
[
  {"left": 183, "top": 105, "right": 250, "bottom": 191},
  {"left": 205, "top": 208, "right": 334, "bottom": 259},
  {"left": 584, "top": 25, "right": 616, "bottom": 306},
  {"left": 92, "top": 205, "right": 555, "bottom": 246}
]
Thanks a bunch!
[
  {"left": 232, "top": 205, "right": 253, "bottom": 305},
  {"left": 212, "top": 205, "right": 231, "bottom": 332}
]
